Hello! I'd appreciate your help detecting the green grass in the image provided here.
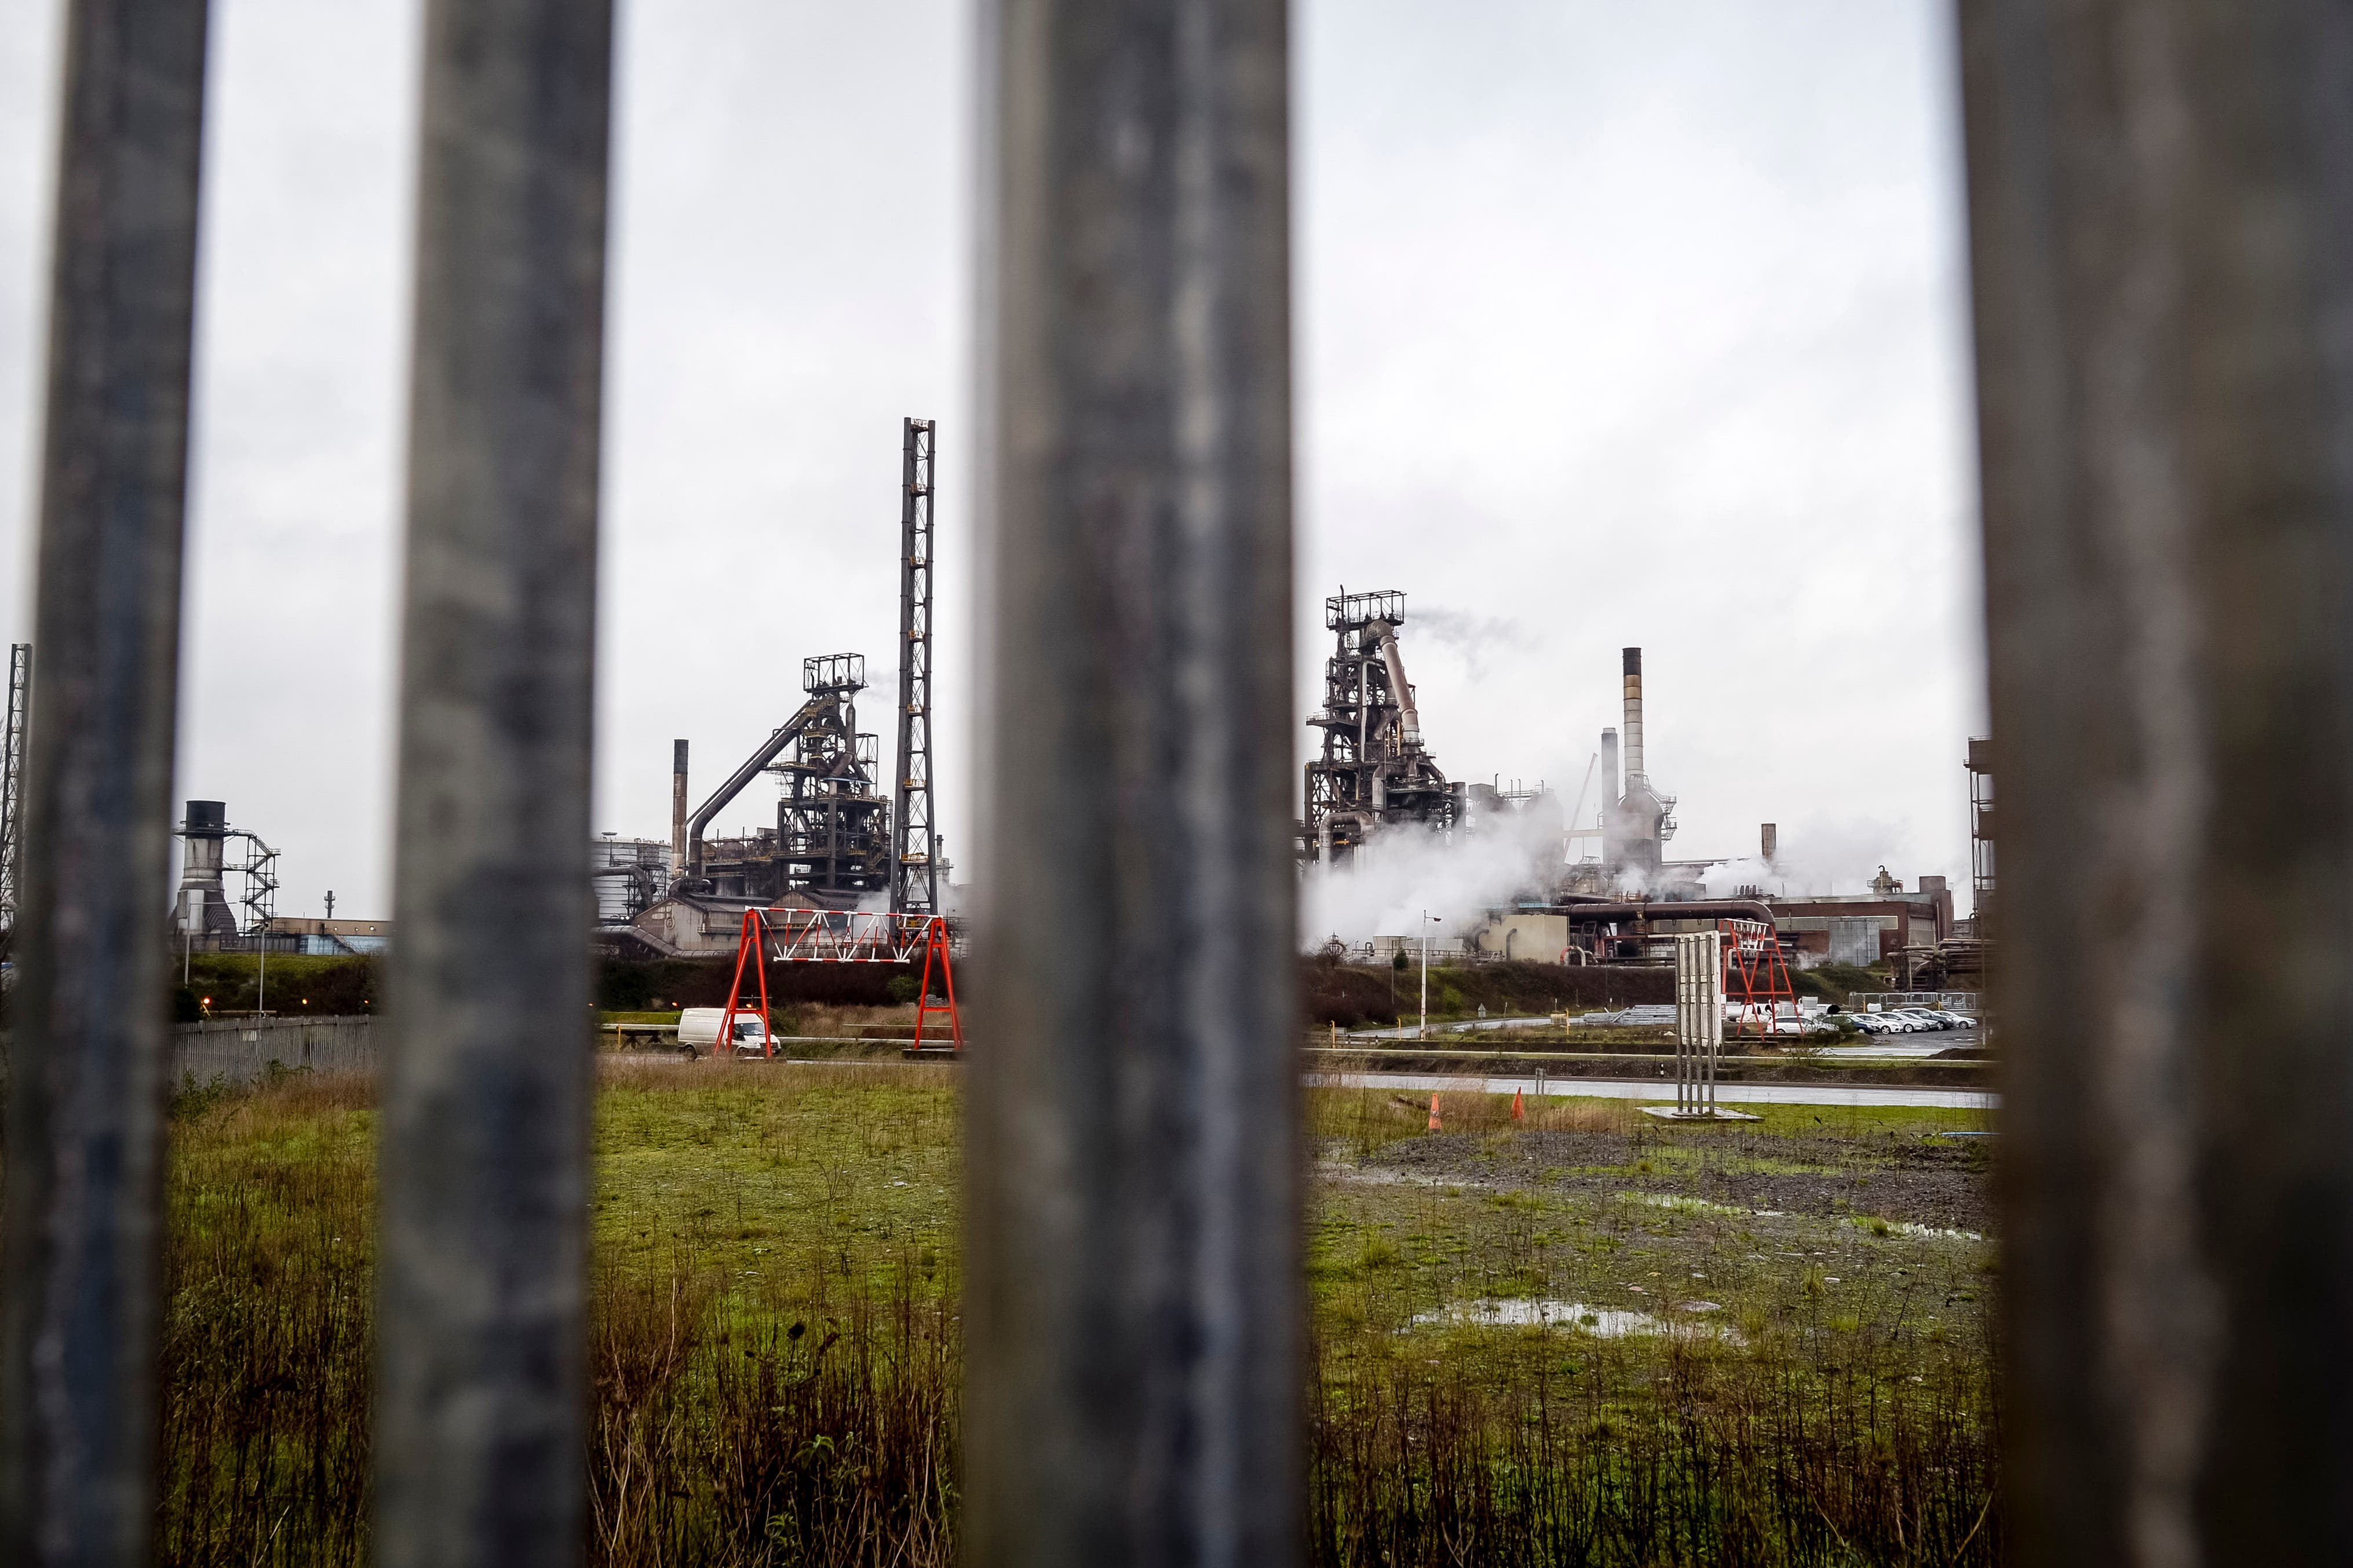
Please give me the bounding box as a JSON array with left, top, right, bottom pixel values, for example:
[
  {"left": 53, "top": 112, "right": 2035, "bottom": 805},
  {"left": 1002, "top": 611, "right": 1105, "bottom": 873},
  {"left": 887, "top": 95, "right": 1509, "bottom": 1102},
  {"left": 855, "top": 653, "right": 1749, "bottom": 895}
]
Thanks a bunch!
[{"left": 154, "top": 1067, "right": 1997, "bottom": 1566}]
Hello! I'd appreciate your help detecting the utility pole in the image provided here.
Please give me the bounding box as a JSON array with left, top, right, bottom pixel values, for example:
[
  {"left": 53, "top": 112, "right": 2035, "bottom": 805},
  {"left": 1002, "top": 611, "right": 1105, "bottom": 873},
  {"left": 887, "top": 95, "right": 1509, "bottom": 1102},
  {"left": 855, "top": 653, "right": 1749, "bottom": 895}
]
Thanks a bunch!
[{"left": 1418, "top": 911, "right": 1431, "bottom": 1040}]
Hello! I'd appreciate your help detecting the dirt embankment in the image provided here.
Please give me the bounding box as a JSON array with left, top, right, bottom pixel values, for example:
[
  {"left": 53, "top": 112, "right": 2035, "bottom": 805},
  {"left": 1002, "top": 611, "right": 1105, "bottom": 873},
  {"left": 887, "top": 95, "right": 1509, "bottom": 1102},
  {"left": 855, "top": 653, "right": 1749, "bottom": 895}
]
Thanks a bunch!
[{"left": 1301, "top": 959, "right": 1671, "bottom": 1028}]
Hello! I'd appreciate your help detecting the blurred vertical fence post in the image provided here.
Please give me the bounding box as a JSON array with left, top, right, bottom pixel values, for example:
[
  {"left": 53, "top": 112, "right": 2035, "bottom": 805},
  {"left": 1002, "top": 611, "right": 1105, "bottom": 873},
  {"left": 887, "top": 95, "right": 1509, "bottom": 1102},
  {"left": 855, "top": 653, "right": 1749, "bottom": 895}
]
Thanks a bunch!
[
  {"left": 965, "top": 2, "right": 1301, "bottom": 1564},
  {"left": 0, "top": 2, "right": 211, "bottom": 1563},
  {"left": 1960, "top": 0, "right": 2353, "bottom": 1560},
  {"left": 374, "top": 2, "right": 613, "bottom": 1565}
]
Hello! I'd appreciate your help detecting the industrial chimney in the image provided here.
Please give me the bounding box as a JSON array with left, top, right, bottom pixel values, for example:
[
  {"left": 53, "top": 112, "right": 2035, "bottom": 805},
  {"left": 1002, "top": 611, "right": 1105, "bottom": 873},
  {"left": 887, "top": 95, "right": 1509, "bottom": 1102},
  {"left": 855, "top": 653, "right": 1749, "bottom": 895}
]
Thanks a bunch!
[
  {"left": 1599, "top": 726, "right": 1619, "bottom": 864},
  {"left": 173, "top": 800, "right": 235, "bottom": 938},
  {"left": 1621, "top": 647, "right": 1646, "bottom": 790},
  {"left": 670, "top": 740, "right": 689, "bottom": 888},
  {"left": 1761, "top": 823, "right": 1778, "bottom": 863}
]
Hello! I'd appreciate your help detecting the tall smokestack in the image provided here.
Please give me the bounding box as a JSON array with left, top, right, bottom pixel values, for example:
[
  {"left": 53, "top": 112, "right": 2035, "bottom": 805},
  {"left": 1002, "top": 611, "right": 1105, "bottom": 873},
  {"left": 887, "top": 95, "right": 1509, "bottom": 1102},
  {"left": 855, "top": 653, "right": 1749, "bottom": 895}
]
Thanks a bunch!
[
  {"left": 1621, "top": 647, "right": 1646, "bottom": 788},
  {"left": 1599, "top": 727, "right": 1619, "bottom": 865},
  {"left": 174, "top": 800, "right": 233, "bottom": 937},
  {"left": 670, "top": 740, "right": 688, "bottom": 886},
  {"left": 1761, "top": 823, "right": 1778, "bottom": 862}
]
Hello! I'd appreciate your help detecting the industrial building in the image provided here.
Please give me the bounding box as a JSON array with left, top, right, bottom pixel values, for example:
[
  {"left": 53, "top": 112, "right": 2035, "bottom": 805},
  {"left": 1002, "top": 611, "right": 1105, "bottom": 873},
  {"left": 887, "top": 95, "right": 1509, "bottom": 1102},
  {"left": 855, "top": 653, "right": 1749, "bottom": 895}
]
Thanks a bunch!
[
  {"left": 601, "top": 419, "right": 946, "bottom": 959},
  {"left": 1291, "top": 623, "right": 1983, "bottom": 982},
  {"left": 1301, "top": 589, "right": 1458, "bottom": 862},
  {"left": 169, "top": 799, "right": 282, "bottom": 948},
  {"left": 1300, "top": 589, "right": 1558, "bottom": 865}
]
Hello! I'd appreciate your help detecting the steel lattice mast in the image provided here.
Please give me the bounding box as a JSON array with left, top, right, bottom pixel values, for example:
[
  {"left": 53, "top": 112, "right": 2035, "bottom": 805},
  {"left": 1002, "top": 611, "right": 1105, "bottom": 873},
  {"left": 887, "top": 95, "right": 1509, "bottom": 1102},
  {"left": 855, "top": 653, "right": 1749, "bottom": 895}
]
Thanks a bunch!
[
  {"left": 0, "top": 644, "right": 27, "bottom": 932},
  {"left": 891, "top": 418, "right": 939, "bottom": 916}
]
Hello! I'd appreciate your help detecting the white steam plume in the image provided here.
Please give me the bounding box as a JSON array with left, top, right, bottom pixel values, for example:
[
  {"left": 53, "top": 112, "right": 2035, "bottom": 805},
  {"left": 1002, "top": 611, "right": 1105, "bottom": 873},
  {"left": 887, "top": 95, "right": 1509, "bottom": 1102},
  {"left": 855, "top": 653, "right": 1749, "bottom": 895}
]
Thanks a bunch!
[
  {"left": 1692, "top": 815, "right": 1922, "bottom": 899},
  {"left": 1300, "top": 805, "right": 1562, "bottom": 949}
]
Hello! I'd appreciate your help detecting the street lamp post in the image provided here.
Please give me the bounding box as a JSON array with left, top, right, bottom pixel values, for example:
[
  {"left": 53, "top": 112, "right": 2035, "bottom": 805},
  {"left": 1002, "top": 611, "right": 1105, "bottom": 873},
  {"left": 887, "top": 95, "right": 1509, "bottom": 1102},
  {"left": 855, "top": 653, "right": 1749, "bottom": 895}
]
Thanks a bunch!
[{"left": 1419, "top": 911, "right": 1440, "bottom": 1040}]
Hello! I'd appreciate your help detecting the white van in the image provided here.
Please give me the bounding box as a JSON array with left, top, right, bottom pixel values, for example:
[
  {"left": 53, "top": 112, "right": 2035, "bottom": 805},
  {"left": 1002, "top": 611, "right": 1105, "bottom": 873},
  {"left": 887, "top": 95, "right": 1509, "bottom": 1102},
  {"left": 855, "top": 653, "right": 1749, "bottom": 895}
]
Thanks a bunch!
[{"left": 676, "top": 1007, "right": 771, "bottom": 1058}]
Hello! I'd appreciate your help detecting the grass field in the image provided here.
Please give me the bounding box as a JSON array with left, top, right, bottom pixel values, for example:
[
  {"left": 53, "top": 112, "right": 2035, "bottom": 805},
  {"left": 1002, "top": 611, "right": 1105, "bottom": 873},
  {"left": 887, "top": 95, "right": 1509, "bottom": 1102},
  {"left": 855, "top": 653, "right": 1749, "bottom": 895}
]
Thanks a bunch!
[{"left": 154, "top": 1062, "right": 1997, "bottom": 1566}]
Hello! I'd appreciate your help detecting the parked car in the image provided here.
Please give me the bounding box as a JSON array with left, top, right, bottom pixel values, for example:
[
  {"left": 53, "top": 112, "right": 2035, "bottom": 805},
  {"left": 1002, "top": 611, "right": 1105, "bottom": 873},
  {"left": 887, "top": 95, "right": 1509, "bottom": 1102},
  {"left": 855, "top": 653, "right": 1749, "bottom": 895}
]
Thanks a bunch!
[{"left": 1926, "top": 1008, "right": 1974, "bottom": 1029}]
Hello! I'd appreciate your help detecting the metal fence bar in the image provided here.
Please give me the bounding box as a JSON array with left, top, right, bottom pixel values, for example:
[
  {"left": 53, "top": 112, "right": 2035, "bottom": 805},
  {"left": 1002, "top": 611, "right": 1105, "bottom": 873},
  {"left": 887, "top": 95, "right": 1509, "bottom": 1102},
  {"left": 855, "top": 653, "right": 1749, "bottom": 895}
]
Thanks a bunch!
[
  {"left": 0, "top": 2, "right": 212, "bottom": 1562},
  {"left": 1959, "top": 0, "right": 2353, "bottom": 1559},
  {"left": 965, "top": 2, "right": 1300, "bottom": 1563},
  {"left": 373, "top": 2, "right": 613, "bottom": 1564}
]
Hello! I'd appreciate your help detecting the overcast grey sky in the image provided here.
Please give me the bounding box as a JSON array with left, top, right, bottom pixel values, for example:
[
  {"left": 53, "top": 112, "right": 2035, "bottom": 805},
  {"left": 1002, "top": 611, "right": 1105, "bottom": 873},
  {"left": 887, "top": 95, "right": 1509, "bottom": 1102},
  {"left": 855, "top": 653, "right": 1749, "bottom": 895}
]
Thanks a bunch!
[{"left": 0, "top": 1, "right": 1978, "bottom": 923}]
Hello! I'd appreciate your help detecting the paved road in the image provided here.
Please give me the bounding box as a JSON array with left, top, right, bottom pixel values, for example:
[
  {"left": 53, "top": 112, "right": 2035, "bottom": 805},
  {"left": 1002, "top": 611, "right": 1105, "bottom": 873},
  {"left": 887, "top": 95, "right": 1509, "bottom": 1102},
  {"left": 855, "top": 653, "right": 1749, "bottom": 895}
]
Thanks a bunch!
[
  {"left": 1347, "top": 1015, "right": 1559, "bottom": 1040},
  {"left": 1812, "top": 1040, "right": 1971, "bottom": 1060},
  {"left": 662, "top": 1053, "right": 1996, "bottom": 1113},
  {"left": 1309, "top": 1069, "right": 1996, "bottom": 1112}
]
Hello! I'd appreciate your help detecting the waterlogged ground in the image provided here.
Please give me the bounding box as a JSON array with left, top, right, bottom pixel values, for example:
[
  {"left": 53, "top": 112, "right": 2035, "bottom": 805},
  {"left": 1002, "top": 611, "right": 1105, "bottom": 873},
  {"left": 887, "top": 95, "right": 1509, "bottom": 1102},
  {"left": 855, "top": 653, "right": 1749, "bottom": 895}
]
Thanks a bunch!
[
  {"left": 1301, "top": 1090, "right": 2001, "bottom": 1563},
  {"left": 1308, "top": 1088, "right": 1997, "bottom": 1357},
  {"left": 156, "top": 1063, "right": 2000, "bottom": 1566}
]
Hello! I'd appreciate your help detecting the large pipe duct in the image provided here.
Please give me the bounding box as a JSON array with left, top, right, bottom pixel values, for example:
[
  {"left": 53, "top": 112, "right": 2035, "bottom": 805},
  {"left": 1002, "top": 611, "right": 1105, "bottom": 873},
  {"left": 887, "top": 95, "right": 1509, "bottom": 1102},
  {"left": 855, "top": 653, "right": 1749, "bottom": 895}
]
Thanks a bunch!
[
  {"left": 1553, "top": 897, "right": 1778, "bottom": 930},
  {"left": 1371, "top": 619, "right": 1421, "bottom": 748},
  {"left": 670, "top": 740, "right": 688, "bottom": 883},
  {"left": 1621, "top": 647, "right": 1646, "bottom": 788},
  {"left": 684, "top": 693, "right": 830, "bottom": 883}
]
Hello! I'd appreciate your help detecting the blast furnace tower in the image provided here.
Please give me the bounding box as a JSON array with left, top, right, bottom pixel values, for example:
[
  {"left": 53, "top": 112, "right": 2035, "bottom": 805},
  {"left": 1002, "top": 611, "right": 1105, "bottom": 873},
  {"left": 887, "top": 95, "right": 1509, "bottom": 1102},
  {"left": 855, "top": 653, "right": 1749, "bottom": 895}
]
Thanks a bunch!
[{"left": 1303, "top": 590, "right": 1457, "bottom": 864}]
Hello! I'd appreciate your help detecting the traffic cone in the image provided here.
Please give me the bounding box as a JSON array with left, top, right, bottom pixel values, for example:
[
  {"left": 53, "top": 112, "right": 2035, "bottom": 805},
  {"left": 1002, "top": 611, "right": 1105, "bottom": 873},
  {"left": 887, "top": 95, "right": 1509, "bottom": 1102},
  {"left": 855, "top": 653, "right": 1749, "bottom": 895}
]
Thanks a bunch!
[
  {"left": 1512, "top": 1087, "right": 1525, "bottom": 1123},
  {"left": 1427, "top": 1092, "right": 1442, "bottom": 1131}
]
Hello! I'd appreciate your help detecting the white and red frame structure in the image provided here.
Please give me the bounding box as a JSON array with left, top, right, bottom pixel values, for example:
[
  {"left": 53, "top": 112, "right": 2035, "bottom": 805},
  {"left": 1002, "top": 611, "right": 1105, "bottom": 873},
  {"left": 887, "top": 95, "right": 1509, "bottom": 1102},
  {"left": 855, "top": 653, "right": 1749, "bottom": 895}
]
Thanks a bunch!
[
  {"left": 1719, "top": 917, "right": 1799, "bottom": 1037},
  {"left": 718, "top": 907, "right": 964, "bottom": 1057}
]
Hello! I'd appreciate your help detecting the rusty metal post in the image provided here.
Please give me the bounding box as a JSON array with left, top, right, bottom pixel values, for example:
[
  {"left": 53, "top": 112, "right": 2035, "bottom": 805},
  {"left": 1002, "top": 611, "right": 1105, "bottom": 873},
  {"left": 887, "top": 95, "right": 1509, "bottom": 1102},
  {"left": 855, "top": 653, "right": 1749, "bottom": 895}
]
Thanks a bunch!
[
  {"left": 1960, "top": 0, "right": 2353, "bottom": 1560},
  {"left": 0, "top": 2, "right": 211, "bottom": 1562},
  {"left": 374, "top": 2, "right": 612, "bottom": 1564},
  {"left": 965, "top": 3, "right": 1300, "bottom": 1563}
]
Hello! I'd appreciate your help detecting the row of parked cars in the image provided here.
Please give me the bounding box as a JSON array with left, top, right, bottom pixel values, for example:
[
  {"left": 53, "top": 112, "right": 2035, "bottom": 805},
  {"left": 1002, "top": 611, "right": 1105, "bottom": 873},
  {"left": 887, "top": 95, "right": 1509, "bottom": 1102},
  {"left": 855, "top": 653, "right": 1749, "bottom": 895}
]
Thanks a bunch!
[{"left": 1844, "top": 1007, "right": 1975, "bottom": 1035}]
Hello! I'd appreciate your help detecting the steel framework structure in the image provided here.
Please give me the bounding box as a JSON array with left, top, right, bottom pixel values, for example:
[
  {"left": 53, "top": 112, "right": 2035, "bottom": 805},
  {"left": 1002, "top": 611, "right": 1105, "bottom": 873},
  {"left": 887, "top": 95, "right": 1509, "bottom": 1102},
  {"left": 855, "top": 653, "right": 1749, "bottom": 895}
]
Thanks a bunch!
[
  {"left": 1720, "top": 918, "right": 1799, "bottom": 1039},
  {"left": 686, "top": 654, "right": 891, "bottom": 905},
  {"left": 717, "top": 906, "right": 964, "bottom": 1057},
  {"left": 0, "top": 643, "right": 26, "bottom": 931},
  {"left": 1303, "top": 589, "right": 1456, "bottom": 863},
  {"left": 892, "top": 416, "right": 939, "bottom": 916},
  {"left": 227, "top": 829, "right": 279, "bottom": 934}
]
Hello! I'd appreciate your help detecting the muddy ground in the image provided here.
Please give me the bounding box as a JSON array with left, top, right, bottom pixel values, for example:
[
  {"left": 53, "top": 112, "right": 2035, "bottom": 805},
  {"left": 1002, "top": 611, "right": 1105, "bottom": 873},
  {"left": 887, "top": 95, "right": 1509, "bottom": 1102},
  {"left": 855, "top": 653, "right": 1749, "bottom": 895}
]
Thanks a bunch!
[{"left": 1351, "top": 1125, "right": 1996, "bottom": 1236}]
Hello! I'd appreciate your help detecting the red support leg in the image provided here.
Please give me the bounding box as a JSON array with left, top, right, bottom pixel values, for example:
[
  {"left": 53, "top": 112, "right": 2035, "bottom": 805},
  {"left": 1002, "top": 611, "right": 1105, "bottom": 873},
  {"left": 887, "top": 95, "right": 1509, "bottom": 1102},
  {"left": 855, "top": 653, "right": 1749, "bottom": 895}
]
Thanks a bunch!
[
  {"left": 755, "top": 910, "right": 773, "bottom": 1058},
  {"left": 911, "top": 917, "right": 964, "bottom": 1053}
]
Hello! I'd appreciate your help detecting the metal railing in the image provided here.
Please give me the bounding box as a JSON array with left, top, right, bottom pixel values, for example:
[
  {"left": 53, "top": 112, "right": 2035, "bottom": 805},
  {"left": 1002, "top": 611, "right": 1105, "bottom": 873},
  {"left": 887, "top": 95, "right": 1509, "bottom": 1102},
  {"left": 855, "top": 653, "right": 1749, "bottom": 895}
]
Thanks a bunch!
[{"left": 2, "top": 1, "right": 2343, "bottom": 1564}]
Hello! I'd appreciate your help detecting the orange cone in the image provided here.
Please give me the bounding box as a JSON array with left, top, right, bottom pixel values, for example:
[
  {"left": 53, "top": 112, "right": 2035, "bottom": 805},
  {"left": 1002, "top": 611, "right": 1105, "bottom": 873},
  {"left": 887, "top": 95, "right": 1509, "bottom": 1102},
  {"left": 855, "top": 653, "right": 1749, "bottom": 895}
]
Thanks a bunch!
[
  {"left": 1512, "top": 1087, "right": 1525, "bottom": 1123},
  {"left": 1427, "top": 1092, "right": 1442, "bottom": 1131}
]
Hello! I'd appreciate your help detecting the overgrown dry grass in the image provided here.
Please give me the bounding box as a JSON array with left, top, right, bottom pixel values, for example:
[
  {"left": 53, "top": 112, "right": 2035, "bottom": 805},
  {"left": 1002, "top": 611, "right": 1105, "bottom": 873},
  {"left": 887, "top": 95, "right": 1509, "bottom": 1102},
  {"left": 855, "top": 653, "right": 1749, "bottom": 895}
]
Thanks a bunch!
[{"left": 149, "top": 1065, "right": 1997, "bottom": 1565}]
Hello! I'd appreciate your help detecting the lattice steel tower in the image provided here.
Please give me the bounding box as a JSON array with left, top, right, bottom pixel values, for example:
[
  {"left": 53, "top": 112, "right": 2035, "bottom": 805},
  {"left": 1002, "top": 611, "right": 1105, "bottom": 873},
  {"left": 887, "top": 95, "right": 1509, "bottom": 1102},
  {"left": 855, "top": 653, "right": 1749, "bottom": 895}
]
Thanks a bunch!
[
  {"left": 892, "top": 418, "right": 940, "bottom": 916},
  {"left": 0, "top": 644, "right": 26, "bottom": 931}
]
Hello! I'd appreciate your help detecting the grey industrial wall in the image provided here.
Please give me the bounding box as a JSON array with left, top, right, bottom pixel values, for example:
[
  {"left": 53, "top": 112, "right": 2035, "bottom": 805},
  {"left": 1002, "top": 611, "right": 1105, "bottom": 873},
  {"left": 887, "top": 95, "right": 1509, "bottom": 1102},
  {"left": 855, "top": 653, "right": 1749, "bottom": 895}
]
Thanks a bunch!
[{"left": 170, "top": 1016, "right": 377, "bottom": 1084}]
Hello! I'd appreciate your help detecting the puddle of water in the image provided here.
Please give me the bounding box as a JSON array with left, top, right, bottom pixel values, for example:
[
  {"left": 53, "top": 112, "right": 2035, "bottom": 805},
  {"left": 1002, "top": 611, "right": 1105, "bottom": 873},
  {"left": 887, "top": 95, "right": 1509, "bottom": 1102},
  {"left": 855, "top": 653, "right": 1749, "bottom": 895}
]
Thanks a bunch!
[
  {"left": 1625, "top": 1191, "right": 1750, "bottom": 1218},
  {"left": 1845, "top": 1216, "right": 1983, "bottom": 1242},
  {"left": 1413, "top": 1297, "right": 1738, "bottom": 1341}
]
